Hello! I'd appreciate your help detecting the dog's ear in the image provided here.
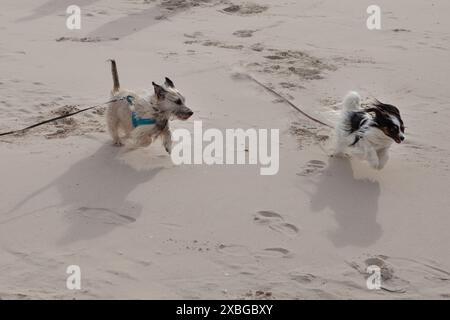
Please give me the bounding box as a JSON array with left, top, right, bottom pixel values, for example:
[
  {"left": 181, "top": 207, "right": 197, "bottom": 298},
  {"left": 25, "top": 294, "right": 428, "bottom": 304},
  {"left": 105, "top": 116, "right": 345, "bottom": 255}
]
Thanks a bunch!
[
  {"left": 374, "top": 99, "right": 401, "bottom": 118},
  {"left": 366, "top": 99, "right": 389, "bottom": 118},
  {"left": 366, "top": 107, "right": 384, "bottom": 118},
  {"left": 152, "top": 82, "right": 167, "bottom": 99},
  {"left": 164, "top": 77, "right": 175, "bottom": 88}
]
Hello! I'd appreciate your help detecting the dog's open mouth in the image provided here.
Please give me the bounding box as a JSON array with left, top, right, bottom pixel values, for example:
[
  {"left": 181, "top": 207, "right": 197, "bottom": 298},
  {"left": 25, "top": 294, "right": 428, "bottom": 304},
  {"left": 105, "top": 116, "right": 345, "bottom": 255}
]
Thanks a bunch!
[{"left": 394, "top": 137, "right": 403, "bottom": 144}]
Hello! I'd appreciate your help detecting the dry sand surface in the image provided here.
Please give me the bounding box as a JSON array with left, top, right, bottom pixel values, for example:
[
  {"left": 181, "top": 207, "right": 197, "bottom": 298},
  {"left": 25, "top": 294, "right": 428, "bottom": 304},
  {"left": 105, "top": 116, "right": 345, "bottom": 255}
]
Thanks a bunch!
[{"left": 0, "top": 0, "right": 450, "bottom": 299}]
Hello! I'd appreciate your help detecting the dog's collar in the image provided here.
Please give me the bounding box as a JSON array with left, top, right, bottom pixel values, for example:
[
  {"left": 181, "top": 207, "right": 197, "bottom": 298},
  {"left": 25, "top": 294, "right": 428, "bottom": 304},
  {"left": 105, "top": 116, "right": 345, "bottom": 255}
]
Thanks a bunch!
[{"left": 131, "top": 112, "right": 156, "bottom": 128}]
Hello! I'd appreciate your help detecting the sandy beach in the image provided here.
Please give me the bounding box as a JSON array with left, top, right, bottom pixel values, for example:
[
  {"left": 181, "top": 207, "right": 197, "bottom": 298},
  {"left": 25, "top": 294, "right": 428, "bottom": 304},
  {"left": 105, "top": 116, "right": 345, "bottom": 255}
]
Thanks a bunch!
[{"left": 0, "top": 0, "right": 449, "bottom": 299}]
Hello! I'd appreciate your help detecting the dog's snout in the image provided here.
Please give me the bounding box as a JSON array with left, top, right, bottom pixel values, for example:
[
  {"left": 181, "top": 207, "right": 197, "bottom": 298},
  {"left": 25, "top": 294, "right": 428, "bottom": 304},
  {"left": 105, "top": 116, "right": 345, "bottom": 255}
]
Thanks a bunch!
[
  {"left": 176, "top": 108, "right": 193, "bottom": 120},
  {"left": 395, "top": 135, "right": 405, "bottom": 144},
  {"left": 183, "top": 110, "right": 193, "bottom": 120}
]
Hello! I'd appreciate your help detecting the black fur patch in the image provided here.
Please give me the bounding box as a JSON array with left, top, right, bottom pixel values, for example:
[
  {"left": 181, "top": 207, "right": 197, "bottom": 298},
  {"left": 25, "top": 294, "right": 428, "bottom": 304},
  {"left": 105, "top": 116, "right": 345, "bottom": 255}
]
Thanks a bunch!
[
  {"left": 165, "top": 77, "right": 175, "bottom": 88},
  {"left": 373, "top": 100, "right": 401, "bottom": 118},
  {"left": 156, "top": 119, "right": 168, "bottom": 131},
  {"left": 345, "top": 99, "right": 404, "bottom": 146},
  {"left": 365, "top": 100, "right": 404, "bottom": 132},
  {"left": 348, "top": 111, "right": 368, "bottom": 133}
]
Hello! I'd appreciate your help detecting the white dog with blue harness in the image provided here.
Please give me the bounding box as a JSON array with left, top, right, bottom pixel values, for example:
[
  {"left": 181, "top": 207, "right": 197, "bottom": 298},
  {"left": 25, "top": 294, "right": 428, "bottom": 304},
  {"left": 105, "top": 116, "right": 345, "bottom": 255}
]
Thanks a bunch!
[{"left": 106, "top": 60, "right": 193, "bottom": 152}]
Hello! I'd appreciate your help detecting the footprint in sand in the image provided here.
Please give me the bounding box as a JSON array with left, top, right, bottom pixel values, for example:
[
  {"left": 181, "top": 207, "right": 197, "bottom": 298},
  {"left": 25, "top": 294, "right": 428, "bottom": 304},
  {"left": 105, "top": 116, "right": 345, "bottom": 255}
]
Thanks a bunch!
[
  {"left": 288, "top": 270, "right": 326, "bottom": 287},
  {"left": 297, "top": 160, "right": 326, "bottom": 177},
  {"left": 221, "top": 3, "right": 268, "bottom": 16},
  {"left": 347, "top": 255, "right": 408, "bottom": 293},
  {"left": 256, "top": 247, "right": 292, "bottom": 259},
  {"left": 253, "top": 210, "right": 299, "bottom": 237},
  {"left": 217, "top": 241, "right": 292, "bottom": 262},
  {"left": 232, "top": 29, "right": 256, "bottom": 38},
  {"left": 217, "top": 244, "right": 251, "bottom": 257}
]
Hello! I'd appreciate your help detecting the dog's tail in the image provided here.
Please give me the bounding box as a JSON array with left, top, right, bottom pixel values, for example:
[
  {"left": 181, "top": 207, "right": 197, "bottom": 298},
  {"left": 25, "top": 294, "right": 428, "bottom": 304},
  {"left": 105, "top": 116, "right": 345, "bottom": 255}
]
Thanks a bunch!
[
  {"left": 343, "top": 91, "right": 361, "bottom": 111},
  {"left": 109, "top": 59, "right": 120, "bottom": 93}
]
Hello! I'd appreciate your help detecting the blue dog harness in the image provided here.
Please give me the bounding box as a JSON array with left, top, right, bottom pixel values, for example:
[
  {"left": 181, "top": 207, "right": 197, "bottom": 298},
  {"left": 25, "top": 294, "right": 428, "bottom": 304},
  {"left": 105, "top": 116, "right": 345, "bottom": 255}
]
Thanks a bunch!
[
  {"left": 131, "top": 112, "right": 156, "bottom": 127},
  {"left": 125, "top": 95, "right": 156, "bottom": 128}
]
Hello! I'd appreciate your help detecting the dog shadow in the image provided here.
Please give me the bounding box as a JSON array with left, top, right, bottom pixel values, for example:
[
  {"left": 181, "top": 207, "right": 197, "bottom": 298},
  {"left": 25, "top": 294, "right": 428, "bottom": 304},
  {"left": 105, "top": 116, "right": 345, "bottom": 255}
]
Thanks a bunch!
[
  {"left": 309, "top": 157, "right": 382, "bottom": 247},
  {"left": 8, "top": 144, "right": 162, "bottom": 244},
  {"left": 17, "top": 0, "right": 177, "bottom": 41},
  {"left": 87, "top": 6, "right": 166, "bottom": 40},
  {"left": 16, "top": 0, "right": 101, "bottom": 22},
  {"left": 58, "top": 144, "right": 164, "bottom": 244}
]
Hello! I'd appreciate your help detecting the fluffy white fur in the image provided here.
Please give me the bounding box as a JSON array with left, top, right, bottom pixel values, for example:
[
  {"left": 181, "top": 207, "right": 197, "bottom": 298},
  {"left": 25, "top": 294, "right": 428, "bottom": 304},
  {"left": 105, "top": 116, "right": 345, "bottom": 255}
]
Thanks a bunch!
[{"left": 333, "top": 91, "right": 404, "bottom": 170}]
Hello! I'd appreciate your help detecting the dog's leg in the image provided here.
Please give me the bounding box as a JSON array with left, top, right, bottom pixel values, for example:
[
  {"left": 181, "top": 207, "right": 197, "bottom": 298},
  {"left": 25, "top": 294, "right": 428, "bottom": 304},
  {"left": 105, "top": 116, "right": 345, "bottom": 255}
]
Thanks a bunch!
[
  {"left": 377, "top": 147, "right": 389, "bottom": 169},
  {"left": 139, "top": 134, "right": 153, "bottom": 148},
  {"left": 332, "top": 136, "right": 348, "bottom": 157},
  {"left": 364, "top": 144, "right": 380, "bottom": 169},
  {"left": 161, "top": 128, "right": 172, "bottom": 154},
  {"left": 128, "top": 126, "right": 154, "bottom": 148},
  {"left": 120, "top": 120, "right": 134, "bottom": 141},
  {"left": 109, "top": 126, "right": 122, "bottom": 146},
  {"left": 106, "top": 108, "right": 122, "bottom": 146},
  {"left": 330, "top": 125, "right": 350, "bottom": 157}
]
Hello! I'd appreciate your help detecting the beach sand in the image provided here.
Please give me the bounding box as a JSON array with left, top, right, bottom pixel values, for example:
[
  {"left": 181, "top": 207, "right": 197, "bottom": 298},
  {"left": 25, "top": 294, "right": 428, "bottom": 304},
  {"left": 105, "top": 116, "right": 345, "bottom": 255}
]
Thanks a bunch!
[{"left": 0, "top": 0, "right": 449, "bottom": 299}]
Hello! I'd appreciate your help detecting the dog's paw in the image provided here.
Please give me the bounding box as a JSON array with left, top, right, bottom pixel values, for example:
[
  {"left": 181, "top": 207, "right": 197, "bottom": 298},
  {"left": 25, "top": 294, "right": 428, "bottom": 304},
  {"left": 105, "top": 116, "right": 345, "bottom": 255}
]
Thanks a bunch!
[
  {"left": 113, "top": 140, "right": 123, "bottom": 147},
  {"left": 375, "top": 162, "right": 387, "bottom": 170},
  {"left": 298, "top": 160, "right": 327, "bottom": 177},
  {"left": 369, "top": 161, "right": 382, "bottom": 170}
]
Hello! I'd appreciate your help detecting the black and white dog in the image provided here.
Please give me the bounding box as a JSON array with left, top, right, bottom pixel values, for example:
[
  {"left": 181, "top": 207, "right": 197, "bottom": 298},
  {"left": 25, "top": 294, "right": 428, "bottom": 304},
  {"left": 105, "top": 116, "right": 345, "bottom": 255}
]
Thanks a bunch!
[{"left": 333, "top": 91, "right": 405, "bottom": 169}]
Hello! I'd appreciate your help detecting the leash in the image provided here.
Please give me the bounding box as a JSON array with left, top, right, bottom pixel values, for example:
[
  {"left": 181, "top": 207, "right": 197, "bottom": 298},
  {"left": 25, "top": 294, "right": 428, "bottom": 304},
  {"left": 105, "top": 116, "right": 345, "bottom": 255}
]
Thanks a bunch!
[
  {"left": 244, "top": 73, "right": 334, "bottom": 129},
  {"left": 0, "top": 96, "right": 131, "bottom": 137}
]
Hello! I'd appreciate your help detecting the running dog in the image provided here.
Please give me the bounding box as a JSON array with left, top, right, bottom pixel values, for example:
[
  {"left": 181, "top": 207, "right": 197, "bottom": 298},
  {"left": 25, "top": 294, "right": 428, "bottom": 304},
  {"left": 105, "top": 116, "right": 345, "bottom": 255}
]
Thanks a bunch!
[
  {"left": 333, "top": 91, "right": 405, "bottom": 169},
  {"left": 106, "top": 59, "right": 193, "bottom": 153}
]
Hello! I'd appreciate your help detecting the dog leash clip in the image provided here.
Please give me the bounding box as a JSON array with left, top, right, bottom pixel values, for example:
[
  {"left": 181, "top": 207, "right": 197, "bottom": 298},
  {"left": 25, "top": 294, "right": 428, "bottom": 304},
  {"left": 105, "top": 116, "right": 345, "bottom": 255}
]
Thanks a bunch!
[
  {"left": 126, "top": 95, "right": 134, "bottom": 105},
  {"left": 125, "top": 95, "right": 136, "bottom": 112}
]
